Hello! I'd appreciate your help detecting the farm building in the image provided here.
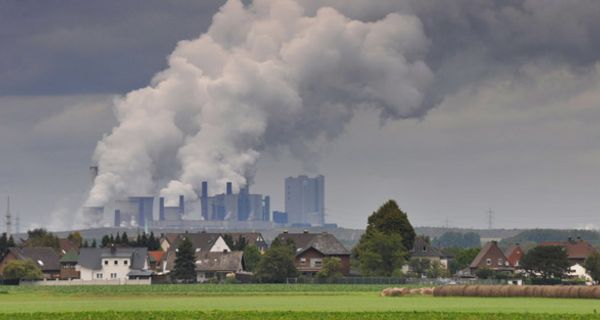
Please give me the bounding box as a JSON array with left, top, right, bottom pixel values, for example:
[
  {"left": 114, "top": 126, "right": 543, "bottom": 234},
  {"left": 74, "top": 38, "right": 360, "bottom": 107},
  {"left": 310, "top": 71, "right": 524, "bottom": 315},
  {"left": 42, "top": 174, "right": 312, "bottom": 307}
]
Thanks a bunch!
[
  {"left": 275, "top": 231, "right": 351, "bottom": 276},
  {"left": 469, "top": 241, "right": 514, "bottom": 274},
  {"left": 0, "top": 247, "right": 61, "bottom": 280}
]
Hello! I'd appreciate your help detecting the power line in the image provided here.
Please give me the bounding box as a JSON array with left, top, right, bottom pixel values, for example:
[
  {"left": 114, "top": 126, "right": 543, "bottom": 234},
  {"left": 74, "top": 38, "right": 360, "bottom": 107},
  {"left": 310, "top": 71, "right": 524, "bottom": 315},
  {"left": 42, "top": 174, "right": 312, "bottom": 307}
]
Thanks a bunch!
[{"left": 487, "top": 208, "right": 494, "bottom": 230}]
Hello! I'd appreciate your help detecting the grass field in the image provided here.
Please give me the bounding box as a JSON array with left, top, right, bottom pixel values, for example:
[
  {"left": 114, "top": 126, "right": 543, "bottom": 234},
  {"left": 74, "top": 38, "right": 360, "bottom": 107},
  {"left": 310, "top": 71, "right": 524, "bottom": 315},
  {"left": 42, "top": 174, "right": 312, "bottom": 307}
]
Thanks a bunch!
[{"left": 3, "top": 284, "right": 600, "bottom": 319}]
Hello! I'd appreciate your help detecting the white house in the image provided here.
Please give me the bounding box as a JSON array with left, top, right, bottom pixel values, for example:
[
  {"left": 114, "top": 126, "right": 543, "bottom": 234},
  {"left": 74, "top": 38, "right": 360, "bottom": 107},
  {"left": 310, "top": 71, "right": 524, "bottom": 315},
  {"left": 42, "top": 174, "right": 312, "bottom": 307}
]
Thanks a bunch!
[
  {"left": 164, "top": 233, "right": 231, "bottom": 272},
  {"left": 569, "top": 263, "right": 593, "bottom": 283},
  {"left": 77, "top": 247, "right": 150, "bottom": 282}
]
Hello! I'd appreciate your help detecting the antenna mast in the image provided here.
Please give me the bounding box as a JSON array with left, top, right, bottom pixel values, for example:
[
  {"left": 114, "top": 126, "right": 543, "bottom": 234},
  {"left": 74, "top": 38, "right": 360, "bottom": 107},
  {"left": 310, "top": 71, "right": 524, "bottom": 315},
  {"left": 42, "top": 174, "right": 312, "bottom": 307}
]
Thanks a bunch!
[{"left": 487, "top": 208, "right": 494, "bottom": 230}]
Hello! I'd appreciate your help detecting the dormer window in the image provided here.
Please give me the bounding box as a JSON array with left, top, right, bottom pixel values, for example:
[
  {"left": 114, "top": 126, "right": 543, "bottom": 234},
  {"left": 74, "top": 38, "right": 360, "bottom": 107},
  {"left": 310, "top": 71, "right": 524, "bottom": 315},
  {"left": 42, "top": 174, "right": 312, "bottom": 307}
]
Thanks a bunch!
[
  {"left": 422, "top": 246, "right": 427, "bottom": 252},
  {"left": 486, "top": 258, "right": 491, "bottom": 265},
  {"left": 497, "top": 259, "right": 503, "bottom": 266}
]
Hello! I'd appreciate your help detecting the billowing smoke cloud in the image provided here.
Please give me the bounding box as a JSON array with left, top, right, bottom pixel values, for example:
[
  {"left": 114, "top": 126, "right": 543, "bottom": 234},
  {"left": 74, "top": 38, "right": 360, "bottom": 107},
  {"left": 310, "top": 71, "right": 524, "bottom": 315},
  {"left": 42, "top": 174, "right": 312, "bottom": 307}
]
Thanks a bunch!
[{"left": 85, "top": 0, "right": 433, "bottom": 210}]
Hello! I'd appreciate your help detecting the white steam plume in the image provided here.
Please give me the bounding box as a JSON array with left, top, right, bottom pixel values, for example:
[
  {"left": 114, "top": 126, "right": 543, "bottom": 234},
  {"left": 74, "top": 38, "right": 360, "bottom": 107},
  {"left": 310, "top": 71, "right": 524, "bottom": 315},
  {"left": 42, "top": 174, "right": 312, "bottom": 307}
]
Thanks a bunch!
[{"left": 85, "top": 0, "right": 433, "bottom": 211}]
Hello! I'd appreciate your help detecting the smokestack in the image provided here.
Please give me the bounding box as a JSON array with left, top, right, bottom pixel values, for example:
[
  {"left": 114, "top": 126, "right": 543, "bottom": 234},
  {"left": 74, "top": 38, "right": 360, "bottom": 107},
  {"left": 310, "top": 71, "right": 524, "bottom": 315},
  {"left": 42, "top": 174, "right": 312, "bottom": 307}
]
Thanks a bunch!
[
  {"left": 263, "top": 196, "right": 270, "bottom": 221},
  {"left": 201, "top": 182, "right": 208, "bottom": 220},
  {"left": 89, "top": 166, "right": 98, "bottom": 184},
  {"left": 159, "top": 197, "right": 165, "bottom": 221},
  {"left": 226, "top": 182, "right": 233, "bottom": 195},
  {"left": 179, "top": 195, "right": 185, "bottom": 215},
  {"left": 114, "top": 209, "right": 121, "bottom": 227}
]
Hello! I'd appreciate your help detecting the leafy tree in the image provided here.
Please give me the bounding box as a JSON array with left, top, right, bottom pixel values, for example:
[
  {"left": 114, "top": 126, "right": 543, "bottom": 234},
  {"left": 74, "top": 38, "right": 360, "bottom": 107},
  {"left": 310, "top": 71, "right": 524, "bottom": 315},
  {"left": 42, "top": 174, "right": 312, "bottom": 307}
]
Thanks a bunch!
[
  {"left": 172, "top": 237, "right": 196, "bottom": 283},
  {"left": 354, "top": 230, "right": 407, "bottom": 276},
  {"left": 408, "top": 258, "right": 431, "bottom": 278},
  {"left": 101, "top": 235, "right": 110, "bottom": 248},
  {"left": 243, "top": 245, "right": 261, "bottom": 272},
  {"left": 3, "top": 260, "right": 43, "bottom": 280},
  {"left": 447, "top": 247, "right": 480, "bottom": 275},
  {"left": 316, "top": 257, "right": 343, "bottom": 280},
  {"left": 427, "top": 260, "right": 450, "bottom": 278},
  {"left": 521, "top": 245, "right": 570, "bottom": 279},
  {"left": 0, "top": 233, "right": 14, "bottom": 259},
  {"left": 67, "top": 232, "right": 83, "bottom": 247},
  {"left": 121, "top": 232, "right": 130, "bottom": 245},
  {"left": 25, "top": 229, "right": 59, "bottom": 249},
  {"left": 584, "top": 252, "right": 600, "bottom": 283},
  {"left": 475, "top": 267, "right": 494, "bottom": 279},
  {"left": 254, "top": 240, "right": 298, "bottom": 283},
  {"left": 224, "top": 234, "right": 248, "bottom": 251},
  {"left": 353, "top": 200, "right": 413, "bottom": 276},
  {"left": 365, "top": 200, "right": 415, "bottom": 251},
  {"left": 148, "top": 232, "right": 160, "bottom": 250}
]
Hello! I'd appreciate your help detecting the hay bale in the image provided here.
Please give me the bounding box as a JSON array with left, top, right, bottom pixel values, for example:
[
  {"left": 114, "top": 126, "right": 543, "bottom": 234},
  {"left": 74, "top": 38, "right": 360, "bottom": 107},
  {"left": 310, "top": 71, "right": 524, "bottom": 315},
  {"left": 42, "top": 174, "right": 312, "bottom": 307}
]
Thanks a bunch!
[
  {"left": 568, "top": 286, "right": 582, "bottom": 298},
  {"left": 557, "top": 286, "right": 573, "bottom": 298},
  {"left": 464, "top": 285, "right": 479, "bottom": 297},
  {"left": 478, "top": 285, "right": 495, "bottom": 297},
  {"left": 421, "top": 287, "right": 434, "bottom": 295},
  {"left": 531, "top": 286, "right": 545, "bottom": 298},
  {"left": 579, "top": 286, "right": 596, "bottom": 299},
  {"left": 507, "top": 285, "right": 525, "bottom": 297},
  {"left": 381, "top": 287, "right": 407, "bottom": 297},
  {"left": 410, "top": 288, "right": 422, "bottom": 295},
  {"left": 498, "top": 285, "right": 510, "bottom": 297},
  {"left": 592, "top": 286, "right": 600, "bottom": 299},
  {"left": 433, "top": 286, "right": 447, "bottom": 297},
  {"left": 389, "top": 287, "right": 407, "bottom": 297}
]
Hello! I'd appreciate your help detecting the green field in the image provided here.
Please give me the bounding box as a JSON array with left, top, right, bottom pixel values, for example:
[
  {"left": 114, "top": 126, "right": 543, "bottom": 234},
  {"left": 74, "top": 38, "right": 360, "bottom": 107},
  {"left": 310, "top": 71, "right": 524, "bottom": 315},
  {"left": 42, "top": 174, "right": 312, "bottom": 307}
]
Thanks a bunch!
[{"left": 2, "top": 284, "right": 600, "bottom": 319}]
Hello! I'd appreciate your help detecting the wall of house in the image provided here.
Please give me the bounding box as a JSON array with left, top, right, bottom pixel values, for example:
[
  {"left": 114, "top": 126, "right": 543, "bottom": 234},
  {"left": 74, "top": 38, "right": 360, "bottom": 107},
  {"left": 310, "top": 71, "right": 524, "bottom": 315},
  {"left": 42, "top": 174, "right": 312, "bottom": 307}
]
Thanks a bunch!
[
  {"left": 294, "top": 249, "right": 351, "bottom": 276},
  {"left": 78, "top": 257, "right": 133, "bottom": 281},
  {"left": 472, "top": 246, "right": 509, "bottom": 270},
  {"left": 210, "top": 237, "right": 230, "bottom": 252}
]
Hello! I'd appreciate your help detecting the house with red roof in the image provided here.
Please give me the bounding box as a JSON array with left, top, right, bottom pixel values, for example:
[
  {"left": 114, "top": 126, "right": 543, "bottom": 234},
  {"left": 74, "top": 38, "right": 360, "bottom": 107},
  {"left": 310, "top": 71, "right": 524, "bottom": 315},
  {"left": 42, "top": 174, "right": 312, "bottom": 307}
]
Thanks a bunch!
[
  {"left": 539, "top": 238, "right": 598, "bottom": 266},
  {"left": 504, "top": 243, "right": 524, "bottom": 268}
]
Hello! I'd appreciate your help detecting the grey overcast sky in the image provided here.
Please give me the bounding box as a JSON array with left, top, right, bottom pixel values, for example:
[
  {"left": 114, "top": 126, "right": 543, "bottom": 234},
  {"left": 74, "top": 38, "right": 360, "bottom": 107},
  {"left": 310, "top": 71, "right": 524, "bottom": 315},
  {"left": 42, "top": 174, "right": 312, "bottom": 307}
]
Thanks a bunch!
[{"left": 1, "top": 0, "right": 600, "bottom": 231}]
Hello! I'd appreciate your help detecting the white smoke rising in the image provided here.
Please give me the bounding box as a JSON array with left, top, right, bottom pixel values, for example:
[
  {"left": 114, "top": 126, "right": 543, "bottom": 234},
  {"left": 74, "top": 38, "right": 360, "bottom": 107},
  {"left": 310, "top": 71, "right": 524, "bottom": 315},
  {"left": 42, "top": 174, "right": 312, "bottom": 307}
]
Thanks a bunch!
[{"left": 85, "top": 0, "right": 434, "bottom": 212}]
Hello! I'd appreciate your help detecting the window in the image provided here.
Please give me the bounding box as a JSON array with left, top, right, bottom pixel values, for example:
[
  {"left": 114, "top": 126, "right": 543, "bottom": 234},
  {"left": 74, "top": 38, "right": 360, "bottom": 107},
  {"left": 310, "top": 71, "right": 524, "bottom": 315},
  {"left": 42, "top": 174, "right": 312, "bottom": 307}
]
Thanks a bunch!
[
  {"left": 114, "top": 260, "right": 118, "bottom": 265},
  {"left": 96, "top": 273, "right": 103, "bottom": 279},
  {"left": 422, "top": 246, "right": 427, "bottom": 252},
  {"left": 104, "top": 260, "right": 108, "bottom": 265},
  {"left": 497, "top": 259, "right": 503, "bottom": 266},
  {"left": 310, "top": 258, "right": 323, "bottom": 268},
  {"left": 124, "top": 260, "right": 128, "bottom": 266},
  {"left": 486, "top": 258, "right": 491, "bottom": 266},
  {"left": 300, "top": 257, "right": 306, "bottom": 264},
  {"left": 110, "top": 273, "right": 117, "bottom": 279}
]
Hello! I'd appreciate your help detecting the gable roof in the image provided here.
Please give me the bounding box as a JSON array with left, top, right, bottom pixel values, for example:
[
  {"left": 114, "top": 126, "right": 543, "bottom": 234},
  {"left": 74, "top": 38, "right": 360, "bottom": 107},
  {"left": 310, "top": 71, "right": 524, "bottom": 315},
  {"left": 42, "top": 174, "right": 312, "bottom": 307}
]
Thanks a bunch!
[
  {"left": 58, "top": 238, "right": 79, "bottom": 256},
  {"left": 411, "top": 237, "right": 442, "bottom": 258},
  {"left": 148, "top": 250, "right": 165, "bottom": 264},
  {"left": 77, "top": 247, "right": 148, "bottom": 270},
  {"left": 8, "top": 247, "right": 60, "bottom": 271},
  {"left": 503, "top": 244, "right": 524, "bottom": 267},
  {"left": 170, "top": 233, "right": 225, "bottom": 253},
  {"left": 539, "top": 239, "right": 598, "bottom": 260},
  {"left": 195, "top": 251, "right": 244, "bottom": 272},
  {"left": 59, "top": 250, "right": 79, "bottom": 264},
  {"left": 275, "top": 232, "right": 349, "bottom": 256},
  {"left": 221, "top": 232, "right": 268, "bottom": 249},
  {"left": 469, "top": 241, "right": 508, "bottom": 269}
]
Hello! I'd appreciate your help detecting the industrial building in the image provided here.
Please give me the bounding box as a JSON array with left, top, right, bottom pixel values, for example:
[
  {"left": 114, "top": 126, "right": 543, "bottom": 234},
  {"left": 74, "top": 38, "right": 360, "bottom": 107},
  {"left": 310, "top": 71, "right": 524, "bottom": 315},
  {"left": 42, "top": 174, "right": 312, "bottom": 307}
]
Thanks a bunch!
[
  {"left": 284, "top": 175, "right": 325, "bottom": 227},
  {"left": 86, "top": 166, "right": 330, "bottom": 230}
]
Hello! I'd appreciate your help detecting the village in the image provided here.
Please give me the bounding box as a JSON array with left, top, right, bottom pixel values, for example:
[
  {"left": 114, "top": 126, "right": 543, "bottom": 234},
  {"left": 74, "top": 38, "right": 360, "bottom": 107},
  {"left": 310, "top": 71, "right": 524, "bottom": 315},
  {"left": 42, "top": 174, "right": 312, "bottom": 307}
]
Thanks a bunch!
[{"left": 1, "top": 225, "right": 598, "bottom": 286}]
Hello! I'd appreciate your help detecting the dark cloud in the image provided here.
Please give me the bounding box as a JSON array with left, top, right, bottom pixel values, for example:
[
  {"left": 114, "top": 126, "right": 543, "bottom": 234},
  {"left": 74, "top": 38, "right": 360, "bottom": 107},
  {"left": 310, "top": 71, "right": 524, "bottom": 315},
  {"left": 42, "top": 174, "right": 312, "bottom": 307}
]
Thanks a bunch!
[{"left": 0, "top": 0, "right": 226, "bottom": 95}]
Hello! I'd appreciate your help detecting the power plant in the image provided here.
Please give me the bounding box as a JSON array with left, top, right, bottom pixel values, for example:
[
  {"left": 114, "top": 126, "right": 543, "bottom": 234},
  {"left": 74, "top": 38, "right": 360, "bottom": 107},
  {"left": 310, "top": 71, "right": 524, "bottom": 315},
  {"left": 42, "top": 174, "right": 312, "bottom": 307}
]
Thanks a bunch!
[{"left": 83, "top": 167, "right": 330, "bottom": 230}]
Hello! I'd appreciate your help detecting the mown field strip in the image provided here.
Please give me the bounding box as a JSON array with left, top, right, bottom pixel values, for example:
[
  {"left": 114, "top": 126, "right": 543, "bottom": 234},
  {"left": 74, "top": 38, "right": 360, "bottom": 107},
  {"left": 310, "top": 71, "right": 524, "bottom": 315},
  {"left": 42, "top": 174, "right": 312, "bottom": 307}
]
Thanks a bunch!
[
  {"left": 2, "top": 311, "right": 600, "bottom": 320},
  {"left": 3, "top": 291, "right": 600, "bottom": 314}
]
